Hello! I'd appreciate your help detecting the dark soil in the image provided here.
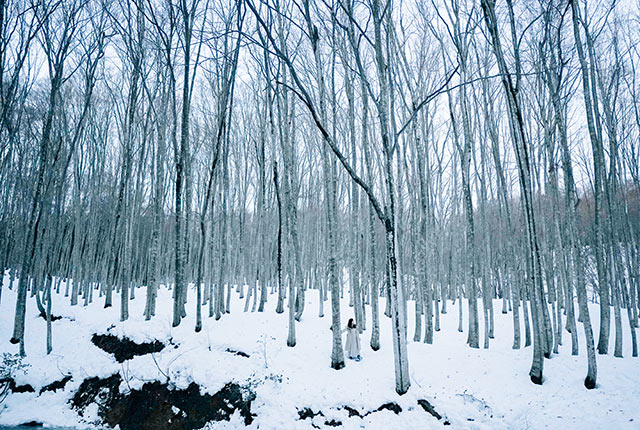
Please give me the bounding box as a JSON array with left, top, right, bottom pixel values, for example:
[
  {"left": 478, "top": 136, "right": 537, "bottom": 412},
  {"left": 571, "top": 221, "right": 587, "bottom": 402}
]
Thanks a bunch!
[
  {"left": 297, "top": 408, "right": 343, "bottom": 428},
  {"left": 298, "top": 407, "right": 323, "bottom": 420},
  {"left": 225, "top": 348, "right": 250, "bottom": 358},
  {"left": 71, "top": 374, "right": 256, "bottom": 429},
  {"left": 39, "top": 375, "right": 72, "bottom": 394},
  {"left": 91, "top": 333, "right": 165, "bottom": 362},
  {"left": 37, "top": 311, "right": 63, "bottom": 322},
  {"left": 418, "top": 399, "right": 450, "bottom": 425},
  {"left": 377, "top": 402, "right": 402, "bottom": 414},
  {"left": 299, "top": 400, "right": 449, "bottom": 425},
  {"left": 1, "top": 377, "right": 54, "bottom": 395},
  {"left": 5, "top": 379, "right": 35, "bottom": 393},
  {"left": 343, "top": 406, "right": 361, "bottom": 417},
  {"left": 70, "top": 374, "right": 122, "bottom": 415}
]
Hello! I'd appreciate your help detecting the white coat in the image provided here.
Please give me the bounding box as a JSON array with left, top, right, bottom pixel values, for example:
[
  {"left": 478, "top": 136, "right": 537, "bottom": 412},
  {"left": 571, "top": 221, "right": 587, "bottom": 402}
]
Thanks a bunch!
[{"left": 343, "top": 326, "right": 361, "bottom": 359}]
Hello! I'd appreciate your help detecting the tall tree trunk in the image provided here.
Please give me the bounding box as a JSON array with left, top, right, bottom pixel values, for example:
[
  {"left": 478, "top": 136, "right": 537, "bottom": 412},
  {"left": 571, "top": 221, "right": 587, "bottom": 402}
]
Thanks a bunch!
[
  {"left": 482, "top": 0, "right": 550, "bottom": 385},
  {"left": 570, "top": 0, "right": 610, "bottom": 356}
]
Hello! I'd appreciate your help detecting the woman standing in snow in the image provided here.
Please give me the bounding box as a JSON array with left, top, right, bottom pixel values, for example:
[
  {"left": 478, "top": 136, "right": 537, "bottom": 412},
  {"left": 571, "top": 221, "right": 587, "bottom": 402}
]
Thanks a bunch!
[{"left": 343, "top": 318, "right": 361, "bottom": 361}]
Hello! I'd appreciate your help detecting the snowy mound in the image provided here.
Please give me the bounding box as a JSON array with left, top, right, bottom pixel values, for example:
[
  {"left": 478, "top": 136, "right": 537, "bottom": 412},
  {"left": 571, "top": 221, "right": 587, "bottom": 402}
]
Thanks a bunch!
[{"left": 0, "top": 280, "right": 639, "bottom": 429}]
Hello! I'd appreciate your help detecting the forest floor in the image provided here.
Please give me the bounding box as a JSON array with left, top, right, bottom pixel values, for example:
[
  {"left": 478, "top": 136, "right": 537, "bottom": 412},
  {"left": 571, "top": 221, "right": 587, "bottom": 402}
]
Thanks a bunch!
[{"left": 0, "top": 276, "right": 639, "bottom": 429}]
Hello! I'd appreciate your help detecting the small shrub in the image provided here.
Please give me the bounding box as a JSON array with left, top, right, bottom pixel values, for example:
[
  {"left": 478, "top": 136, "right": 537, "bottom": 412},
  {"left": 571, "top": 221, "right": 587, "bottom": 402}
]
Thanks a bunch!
[{"left": 0, "top": 353, "right": 30, "bottom": 410}]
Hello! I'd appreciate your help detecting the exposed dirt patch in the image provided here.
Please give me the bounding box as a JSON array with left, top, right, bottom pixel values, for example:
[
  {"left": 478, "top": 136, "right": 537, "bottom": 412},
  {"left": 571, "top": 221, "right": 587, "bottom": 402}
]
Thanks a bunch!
[
  {"left": 418, "top": 399, "right": 451, "bottom": 425},
  {"left": 37, "top": 311, "right": 63, "bottom": 322},
  {"left": 91, "top": 333, "right": 165, "bottom": 362},
  {"left": 71, "top": 373, "right": 122, "bottom": 415},
  {"left": 298, "top": 407, "right": 323, "bottom": 420},
  {"left": 297, "top": 408, "right": 344, "bottom": 428},
  {"left": 339, "top": 401, "right": 402, "bottom": 418},
  {"left": 225, "top": 348, "right": 250, "bottom": 358},
  {"left": 4, "top": 378, "right": 35, "bottom": 393},
  {"left": 298, "top": 400, "right": 448, "bottom": 426},
  {"left": 1, "top": 376, "right": 34, "bottom": 394},
  {"left": 71, "top": 374, "right": 256, "bottom": 429},
  {"left": 343, "top": 405, "right": 361, "bottom": 417},
  {"left": 377, "top": 401, "right": 402, "bottom": 414},
  {"left": 39, "top": 375, "right": 72, "bottom": 394}
]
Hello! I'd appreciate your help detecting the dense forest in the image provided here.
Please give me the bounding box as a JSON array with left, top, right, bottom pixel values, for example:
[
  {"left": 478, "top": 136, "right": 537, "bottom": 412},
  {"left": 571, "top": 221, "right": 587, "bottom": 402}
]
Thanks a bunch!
[{"left": 1, "top": 0, "right": 639, "bottom": 397}]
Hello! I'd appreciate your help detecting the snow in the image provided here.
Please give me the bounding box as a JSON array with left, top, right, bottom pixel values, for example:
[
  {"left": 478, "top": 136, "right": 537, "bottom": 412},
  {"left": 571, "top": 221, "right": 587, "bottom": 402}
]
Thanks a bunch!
[{"left": 1, "top": 274, "right": 639, "bottom": 429}]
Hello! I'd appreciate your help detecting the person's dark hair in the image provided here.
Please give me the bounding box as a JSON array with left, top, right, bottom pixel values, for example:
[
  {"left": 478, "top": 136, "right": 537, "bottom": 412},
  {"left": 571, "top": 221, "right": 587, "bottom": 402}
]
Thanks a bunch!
[{"left": 348, "top": 318, "right": 356, "bottom": 329}]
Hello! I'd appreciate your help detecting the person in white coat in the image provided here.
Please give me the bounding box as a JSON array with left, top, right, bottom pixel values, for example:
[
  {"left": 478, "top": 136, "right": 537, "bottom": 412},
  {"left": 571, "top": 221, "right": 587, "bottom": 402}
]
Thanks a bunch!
[{"left": 343, "top": 318, "right": 361, "bottom": 361}]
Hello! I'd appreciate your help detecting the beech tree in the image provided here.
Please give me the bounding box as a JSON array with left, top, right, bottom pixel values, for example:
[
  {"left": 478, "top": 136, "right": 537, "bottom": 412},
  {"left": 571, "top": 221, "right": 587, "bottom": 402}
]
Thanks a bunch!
[{"left": 1, "top": 0, "right": 638, "bottom": 394}]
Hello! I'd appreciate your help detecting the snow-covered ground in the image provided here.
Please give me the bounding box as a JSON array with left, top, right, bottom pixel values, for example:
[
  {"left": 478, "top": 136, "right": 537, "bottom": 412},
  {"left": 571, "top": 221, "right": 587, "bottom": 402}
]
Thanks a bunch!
[{"left": 0, "top": 276, "right": 638, "bottom": 429}]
